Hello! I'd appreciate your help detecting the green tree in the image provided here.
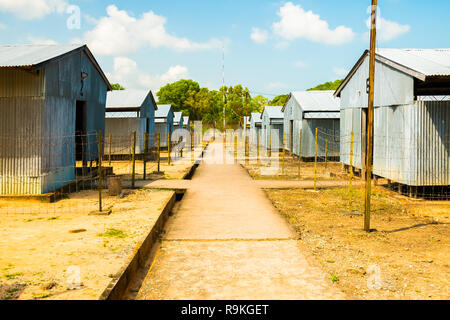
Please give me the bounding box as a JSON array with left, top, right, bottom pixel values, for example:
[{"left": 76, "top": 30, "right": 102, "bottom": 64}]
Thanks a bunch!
[
  {"left": 250, "top": 95, "right": 269, "bottom": 112},
  {"left": 270, "top": 94, "right": 289, "bottom": 106},
  {"left": 307, "top": 79, "right": 344, "bottom": 91},
  {"left": 156, "top": 79, "right": 200, "bottom": 112},
  {"left": 111, "top": 83, "right": 125, "bottom": 90}
]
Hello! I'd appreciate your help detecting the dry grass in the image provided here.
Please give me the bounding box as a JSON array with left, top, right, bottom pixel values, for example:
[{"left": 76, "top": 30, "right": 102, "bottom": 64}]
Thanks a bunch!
[{"left": 266, "top": 186, "right": 450, "bottom": 300}]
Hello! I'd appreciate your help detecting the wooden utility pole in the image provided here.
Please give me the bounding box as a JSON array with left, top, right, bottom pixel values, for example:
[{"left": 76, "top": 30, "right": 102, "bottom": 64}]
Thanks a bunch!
[{"left": 365, "top": 0, "right": 377, "bottom": 232}]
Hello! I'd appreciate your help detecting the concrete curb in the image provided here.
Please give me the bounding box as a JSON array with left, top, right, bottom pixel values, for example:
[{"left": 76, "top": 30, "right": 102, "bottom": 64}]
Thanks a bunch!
[{"left": 98, "top": 191, "right": 177, "bottom": 300}]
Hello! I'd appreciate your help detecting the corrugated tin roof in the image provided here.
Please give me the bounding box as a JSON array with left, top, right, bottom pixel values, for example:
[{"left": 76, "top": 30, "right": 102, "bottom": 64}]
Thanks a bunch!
[
  {"left": 377, "top": 49, "right": 450, "bottom": 77},
  {"left": 251, "top": 112, "right": 262, "bottom": 123},
  {"left": 0, "top": 44, "right": 83, "bottom": 67},
  {"left": 262, "top": 106, "right": 284, "bottom": 119},
  {"left": 335, "top": 49, "right": 450, "bottom": 97},
  {"left": 290, "top": 91, "right": 340, "bottom": 112},
  {"left": 156, "top": 104, "right": 172, "bottom": 118},
  {"left": 106, "top": 90, "right": 149, "bottom": 108},
  {"left": 0, "top": 44, "right": 112, "bottom": 90},
  {"left": 304, "top": 112, "right": 340, "bottom": 119},
  {"left": 173, "top": 112, "right": 183, "bottom": 123}
]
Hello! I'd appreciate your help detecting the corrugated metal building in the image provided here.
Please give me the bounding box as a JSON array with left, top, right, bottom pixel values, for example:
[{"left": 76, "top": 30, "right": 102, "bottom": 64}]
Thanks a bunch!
[
  {"left": 0, "top": 44, "right": 112, "bottom": 195},
  {"left": 173, "top": 112, "right": 184, "bottom": 130},
  {"left": 335, "top": 48, "right": 450, "bottom": 187},
  {"left": 249, "top": 112, "right": 262, "bottom": 145},
  {"left": 183, "top": 116, "right": 190, "bottom": 131},
  {"left": 282, "top": 91, "right": 340, "bottom": 159},
  {"left": 261, "top": 106, "right": 284, "bottom": 149},
  {"left": 155, "top": 104, "right": 175, "bottom": 148},
  {"left": 105, "top": 89, "right": 157, "bottom": 154}
]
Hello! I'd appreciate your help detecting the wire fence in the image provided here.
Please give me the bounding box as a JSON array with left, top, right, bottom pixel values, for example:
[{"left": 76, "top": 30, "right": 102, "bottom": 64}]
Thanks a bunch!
[
  {"left": 0, "top": 130, "right": 200, "bottom": 215},
  {"left": 235, "top": 127, "right": 449, "bottom": 200}
]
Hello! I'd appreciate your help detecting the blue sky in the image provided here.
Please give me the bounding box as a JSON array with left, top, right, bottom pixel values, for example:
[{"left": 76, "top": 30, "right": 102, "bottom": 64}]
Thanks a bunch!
[{"left": 0, "top": 0, "right": 449, "bottom": 98}]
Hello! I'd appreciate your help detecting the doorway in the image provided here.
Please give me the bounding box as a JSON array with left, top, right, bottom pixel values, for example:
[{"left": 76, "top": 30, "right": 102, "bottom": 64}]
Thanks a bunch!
[{"left": 75, "top": 101, "right": 87, "bottom": 163}]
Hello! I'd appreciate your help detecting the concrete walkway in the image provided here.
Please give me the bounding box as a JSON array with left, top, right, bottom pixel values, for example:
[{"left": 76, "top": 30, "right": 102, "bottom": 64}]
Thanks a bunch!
[{"left": 136, "top": 142, "right": 345, "bottom": 300}]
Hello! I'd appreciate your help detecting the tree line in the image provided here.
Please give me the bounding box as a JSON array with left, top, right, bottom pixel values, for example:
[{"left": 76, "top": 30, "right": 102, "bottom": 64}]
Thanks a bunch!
[{"left": 111, "top": 78, "right": 343, "bottom": 127}]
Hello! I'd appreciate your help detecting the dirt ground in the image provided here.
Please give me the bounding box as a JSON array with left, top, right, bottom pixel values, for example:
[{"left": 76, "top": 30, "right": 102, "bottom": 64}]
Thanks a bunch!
[
  {"left": 265, "top": 186, "right": 450, "bottom": 300},
  {"left": 242, "top": 153, "right": 345, "bottom": 181},
  {"left": 106, "top": 148, "right": 202, "bottom": 183},
  {"left": 0, "top": 189, "right": 174, "bottom": 300}
]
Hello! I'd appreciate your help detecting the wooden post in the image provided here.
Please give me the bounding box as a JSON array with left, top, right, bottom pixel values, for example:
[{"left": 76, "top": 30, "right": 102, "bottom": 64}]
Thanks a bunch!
[
  {"left": 131, "top": 130, "right": 136, "bottom": 188},
  {"left": 245, "top": 135, "right": 249, "bottom": 166},
  {"left": 350, "top": 131, "right": 354, "bottom": 190},
  {"left": 143, "top": 132, "right": 148, "bottom": 180},
  {"left": 325, "top": 138, "right": 329, "bottom": 169},
  {"left": 282, "top": 132, "right": 286, "bottom": 175},
  {"left": 234, "top": 134, "right": 238, "bottom": 164},
  {"left": 98, "top": 130, "right": 103, "bottom": 212},
  {"left": 157, "top": 132, "right": 161, "bottom": 173},
  {"left": 257, "top": 132, "right": 260, "bottom": 164},
  {"left": 269, "top": 134, "right": 272, "bottom": 158},
  {"left": 298, "top": 129, "right": 302, "bottom": 180},
  {"left": 168, "top": 132, "right": 171, "bottom": 166},
  {"left": 191, "top": 128, "right": 194, "bottom": 164},
  {"left": 108, "top": 133, "right": 112, "bottom": 166},
  {"left": 364, "top": 0, "right": 377, "bottom": 232},
  {"left": 314, "top": 128, "right": 318, "bottom": 191}
]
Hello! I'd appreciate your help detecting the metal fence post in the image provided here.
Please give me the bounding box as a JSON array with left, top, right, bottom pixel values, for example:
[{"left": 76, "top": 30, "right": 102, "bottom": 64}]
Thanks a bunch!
[
  {"left": 132, "top": 130, "right": 136, "bottom": 188},
  {"left": 325, "top": 138, "right": 329, "bottom": 169}
]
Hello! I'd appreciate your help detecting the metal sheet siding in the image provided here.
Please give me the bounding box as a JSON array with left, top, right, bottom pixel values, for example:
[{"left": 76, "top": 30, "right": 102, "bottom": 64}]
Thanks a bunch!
[
  {"left": 340, "top": 55, "right": 415, "bottom": 109},
  {"left": 155, "top": 122, "right": 169, "bottom": 147},
  {"left": 341, "top": 102, "right": 449, "bottom": 186},
  {"left": 302, "top": 119, "right": 340, "bottom": 158},
  {"left": 0, "top": 68, "right": 45, "bottom": 98},
  {"left": 105, "top": 118, "right": 145, "bottom": 154},
  {"left": 340, "top": 108, "right": 363, "bottom": 169},
  {"left": 414, "top": 101, "right": 449, "bottom": 186},
  {"left": 0, "top": 97, "right": 44, "bottom": 194},
  {"left": 1, "top": 49, "right": 108, "bottom": 195}
]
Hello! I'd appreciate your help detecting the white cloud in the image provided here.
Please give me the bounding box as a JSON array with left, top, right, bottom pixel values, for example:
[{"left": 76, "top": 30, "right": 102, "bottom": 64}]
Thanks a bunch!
[
  {"left": 294, "top": 61, "right": 307, "bottom": 68},
  {"left": 272, "top": 2, "right": 354, "bottom": 45},
  {"left": 333, "top": 67, "right": 348, "bottom": 76},
  {"left": 83, "top": 5, "right": 223, "bottom": 56},
  {"left": 250, "top": 27, "right": 268, "bottom": 44},
  {"left": 365, "top": 16, "right": 410, "bottom": 42},
  {"left": 27, "top": 36, "right": 58, "bottom": 45},
  {"left": 106, "top": 56, "right": 189, "bottom": 93},
  {"left": 0, "top": 0, "right": 68, "bottom": 20}
]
